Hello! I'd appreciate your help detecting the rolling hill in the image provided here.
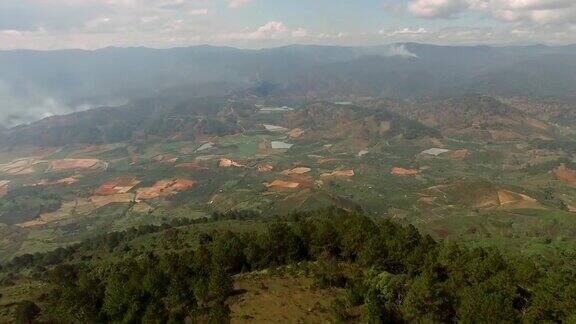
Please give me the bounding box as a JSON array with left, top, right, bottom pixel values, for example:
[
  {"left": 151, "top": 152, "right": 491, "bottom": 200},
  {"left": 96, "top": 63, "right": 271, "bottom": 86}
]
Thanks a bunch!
[{"left": 389, "top": 96, "right": 557, "bottom": 141}]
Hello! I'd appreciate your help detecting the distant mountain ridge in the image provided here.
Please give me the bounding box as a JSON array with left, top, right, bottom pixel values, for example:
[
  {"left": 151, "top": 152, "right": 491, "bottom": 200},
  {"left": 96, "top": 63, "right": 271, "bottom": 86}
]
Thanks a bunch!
[{"left": 1, "top": 43, "right": 576, "bottom": 127}]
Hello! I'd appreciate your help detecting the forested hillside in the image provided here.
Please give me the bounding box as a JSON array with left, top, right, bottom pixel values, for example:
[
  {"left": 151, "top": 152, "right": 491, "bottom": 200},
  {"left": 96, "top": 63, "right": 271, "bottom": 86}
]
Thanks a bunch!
[{"left": 1, "top": 209, "right": 575, "bottom": 323}]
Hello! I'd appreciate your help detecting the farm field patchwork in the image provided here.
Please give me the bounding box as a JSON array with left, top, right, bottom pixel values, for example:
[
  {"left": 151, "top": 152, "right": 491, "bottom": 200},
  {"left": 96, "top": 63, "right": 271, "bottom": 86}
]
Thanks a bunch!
[{"left": 0, "top": 100, "right": 575, "bottom": 262}]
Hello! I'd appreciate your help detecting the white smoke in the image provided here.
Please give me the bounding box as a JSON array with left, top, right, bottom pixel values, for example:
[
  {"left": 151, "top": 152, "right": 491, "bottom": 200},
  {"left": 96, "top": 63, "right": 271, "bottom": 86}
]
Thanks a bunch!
[
  {"left": 0, "top": 81, "right": 68, "bottom": 127},
  {"left": 387, "top": 44, "right": 420, "bottom": 58},
  {"left": 0, "top": 80, "right": 126, "bottom": 128}
]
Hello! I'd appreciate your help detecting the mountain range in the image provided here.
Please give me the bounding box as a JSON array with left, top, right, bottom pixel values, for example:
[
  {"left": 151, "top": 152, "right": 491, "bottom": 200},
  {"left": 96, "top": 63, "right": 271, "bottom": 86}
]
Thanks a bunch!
[{"left": 2, "top": 43, "right": 576, "bottom": 127}]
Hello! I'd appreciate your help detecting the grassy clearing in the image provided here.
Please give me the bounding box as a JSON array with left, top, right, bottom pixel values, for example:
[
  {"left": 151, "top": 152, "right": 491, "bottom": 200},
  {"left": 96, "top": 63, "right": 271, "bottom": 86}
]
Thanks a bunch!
[
  {"left": 230, "top": 272, "right": 343, "bottom": 323},
  {"left": 0, "top": 279, "right": 52, "bottom": 323},
  {"left": 408, "top": 207, "right": 576, "bottom": 256},
  {"left": 126, "top": 220, "right": 267, "bottom": 255}
]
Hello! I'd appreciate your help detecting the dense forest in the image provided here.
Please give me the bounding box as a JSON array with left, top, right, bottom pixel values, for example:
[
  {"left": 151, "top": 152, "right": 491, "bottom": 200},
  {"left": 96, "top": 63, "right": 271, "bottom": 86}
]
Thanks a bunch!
[
  {"left": 0, "top": 187, "right": 63, "bottom": 225},
  {"left": 2, "top": 209, "right": 575, "bottom": 323}
]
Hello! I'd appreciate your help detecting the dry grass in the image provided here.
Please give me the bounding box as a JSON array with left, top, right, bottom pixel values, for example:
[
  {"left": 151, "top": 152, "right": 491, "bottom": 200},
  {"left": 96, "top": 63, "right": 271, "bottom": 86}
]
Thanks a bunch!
[
  {"left": 445, "top": 149, "right": 470, "bottom": 160},
  {"left": 229, "top": 274, "right": 342, "bottom": 324},
  {"left": 176, "top": 162, "right": 209, "bottom": 170},
  {"left": 281, "top": 167, "right": 311, "bottom": 175},
  {"left": 288, "top": 128, "right": 305, "bottom": 138},
  {"left": 498, "top": 190, "right": 537, "bottom": 206},
  {"left": 554, "top": 164, "right": 576, "bottom": 185},
  {"left": 0, "top": 180, "right": 9, "bottom": 197},
  {"left": 49, "top": 159, "right": 105, "bottom": 172},
  {"left": 36, "top": 174, "right": 82, "bottom": 186},
  {"left": 153, "top": 154, "right": 179, "bottom": 163},
  {"left": 266, "top": 180, "right": 301, "bottom": 189},
  {"left": 317, "top": 157, "right": 337, "bottom": 164},
  {"left": 0, "top": 158, "right": 40, "bottom": 175}
]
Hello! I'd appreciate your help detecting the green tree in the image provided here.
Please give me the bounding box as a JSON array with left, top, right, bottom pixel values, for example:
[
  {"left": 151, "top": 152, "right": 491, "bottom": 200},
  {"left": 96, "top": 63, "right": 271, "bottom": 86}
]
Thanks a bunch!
[{"left": 14, "top": 301, "right": 40, "bottom": 324}]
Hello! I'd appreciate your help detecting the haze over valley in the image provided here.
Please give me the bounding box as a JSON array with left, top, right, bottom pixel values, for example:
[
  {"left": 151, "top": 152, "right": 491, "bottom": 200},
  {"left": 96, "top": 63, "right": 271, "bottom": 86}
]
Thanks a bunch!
[{"left": 2, "top": 43, "right": 576, "bottom": 127}]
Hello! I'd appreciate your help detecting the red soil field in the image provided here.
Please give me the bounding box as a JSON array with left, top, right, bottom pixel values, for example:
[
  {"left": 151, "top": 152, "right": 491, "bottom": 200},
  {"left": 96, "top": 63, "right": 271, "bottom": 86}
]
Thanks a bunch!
[
  {"left": 219, "top": 158, "right": 244, "bottom": 168},
  {"left": 136, "top": 178, "right": 195, "bottom": 201},
  {"left": 50, "top": 159, "right": 102, "bottom": 171},
  {"left": 391, "top": 167, "right": 420, "bottom": 176},
  {"left": 95, "top": 177, "right": 141, "bottom": 195},
  {"left": 554, "top": 164, "right": 576, "bottom": 185},
  {"left": 257, "top": 163, "right": 274, "bottom": 172},
  {"left": 0, "top": 180, "right": 9, "bottom": 197},
  {"left": 266, "top": 179, "right": 301, "bottom": 189}
]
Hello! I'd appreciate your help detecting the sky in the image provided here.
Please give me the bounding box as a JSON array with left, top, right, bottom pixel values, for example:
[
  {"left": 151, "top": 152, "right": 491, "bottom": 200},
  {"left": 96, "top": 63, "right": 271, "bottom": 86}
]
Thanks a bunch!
[{"left": 1, "top": 0, "right": 576, "bottom": 50}]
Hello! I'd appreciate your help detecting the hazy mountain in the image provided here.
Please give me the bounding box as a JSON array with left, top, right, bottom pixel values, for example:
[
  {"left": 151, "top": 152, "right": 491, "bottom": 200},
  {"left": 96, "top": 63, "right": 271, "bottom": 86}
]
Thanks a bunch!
[{"left": 1, "top": 43, "right": 576, "bottom": 127}]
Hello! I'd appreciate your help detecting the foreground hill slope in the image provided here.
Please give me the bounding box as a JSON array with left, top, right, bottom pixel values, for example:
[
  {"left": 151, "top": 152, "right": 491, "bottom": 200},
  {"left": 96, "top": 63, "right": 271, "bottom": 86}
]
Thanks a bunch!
[{"left": 1, "top": 210, "right": 575, "bottom": 323}]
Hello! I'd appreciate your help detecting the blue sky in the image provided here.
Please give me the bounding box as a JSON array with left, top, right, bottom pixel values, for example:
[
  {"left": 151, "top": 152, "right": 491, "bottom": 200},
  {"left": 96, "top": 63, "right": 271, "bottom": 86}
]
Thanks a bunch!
[{"left": 0, "top": 0, "right": 575, "bottom": 49}]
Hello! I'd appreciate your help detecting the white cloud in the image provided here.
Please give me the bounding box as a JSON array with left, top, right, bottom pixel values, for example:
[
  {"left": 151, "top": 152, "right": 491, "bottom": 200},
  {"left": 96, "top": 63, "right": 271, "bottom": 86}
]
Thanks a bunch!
[
  {"left": 408, "top": 0, "right": 576, "bottom": 26},
  {"left": 1, "top": 30, "right": 23, "bottom": 36},
  {"left": 188, "top": 8, "right": 209, "bottom": 15},
  {"left": 217, "top": 21, "right": 308, "bottom": 41},
  {"left": 2, "top": 0, "right": 576, "bottom": 49},
  {"left": 435, "top": 26, "right": 496, "bottom": 42},
  {"left": 229, "top": 0, "right": 252, "bottom": 9},
  {"left": 317, "top": 32, "right": 348, "bottom": 39},
  {"left": 382, "top": 27, "right": 429, "bottom": 36},
  {"left": 474, "top": 0, "right": 576, "bottom": 25},
  {"left": 408, "top": 0, "right": 470, "bottom": 18}
]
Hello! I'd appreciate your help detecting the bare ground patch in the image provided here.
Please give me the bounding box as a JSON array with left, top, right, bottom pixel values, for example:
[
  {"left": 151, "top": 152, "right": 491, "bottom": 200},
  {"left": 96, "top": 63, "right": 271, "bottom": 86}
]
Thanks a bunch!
[
  {"left": 257, "top": 163, "right": 274, "bottom": 173},
  {"left": 391, "top": 167, "right": 420, "bottom": 176},
  {"left": 281, "top": 167, "right": 312, "bottom": 175},
  {"left": 0, "top": 158, "right": 42, "bottom": 175},
  {"left": 288, "top": 128, "right": 305, "bottom": 139},
  {"left": 219, "top": 158, "right": 245, "bottom": 168},
  {"left": 230, "top": 274, "right": 342, "bottom": 324},
  {"left": 95, "top": 177, "right": 141, "bottom": 195},
  {"left": 48, "top": 159, "right": 106, "bottom": 172},
  {"left": 445, "top": 149, "right": 470, "bottom": 160},
  {"left": 136, "top": 178, "right": 195, "bottom": 201},
  {"left": 153, "top": 154, "right": 179, "bottom": 163},
  {"left": 0, "top": 180, "right": 9, "bottom": 197},
  {"left": 35, "top": 174, "right": 82, "bottom": 186},
  {"left": 554, "top": 164, "right": 576, "bottom": 185},
  {"left": 320, "top": 169, "right": 355, "bottom": 178},
  {"left": 266, "top": 180, "right": 302, "bottom": 189}
]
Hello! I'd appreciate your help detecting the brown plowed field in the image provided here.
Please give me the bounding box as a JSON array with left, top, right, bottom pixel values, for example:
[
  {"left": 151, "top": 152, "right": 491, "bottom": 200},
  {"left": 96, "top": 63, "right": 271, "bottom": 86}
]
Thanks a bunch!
[
  {"left": 320, "top": 169, "right": 355, "bottom": 178},
  {"left": 49, "top": 159, "right": 102, "bottom": 171},
  {"left": 391, "top": 167, "right": 420, "bottom": 176},
  {"left": 136, "top": 178, "right": 195, "bottom": 200},
  {"left": 95, "top": 177, "right": 141, "bottom": 195},
  {"left": 266, "top": 180, "right": 301, "bottom": 189},
  {"left": 554, "top": 164, "right": 576, "bottom": 185}
]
